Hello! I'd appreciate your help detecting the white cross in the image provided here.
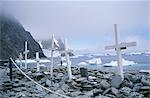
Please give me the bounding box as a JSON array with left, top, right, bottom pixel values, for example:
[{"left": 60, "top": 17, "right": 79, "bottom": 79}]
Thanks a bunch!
[
  {"left": 23, "top": 41, "right": 29, "bottom": 69},
  {"left": 36, "top": 52, "right": 40, "bottom": 72},
  {"left": 60, "top": 39, "right": 73, "bottom": 80},
  {"left": 105, "top": 24, "right": 136, "bottom": 80},
  {"left": 19, "top": 53, "right": 23, "bottom": 69},
  {"left": 50, "top": 34, "right": 59, "bottom": 78}
]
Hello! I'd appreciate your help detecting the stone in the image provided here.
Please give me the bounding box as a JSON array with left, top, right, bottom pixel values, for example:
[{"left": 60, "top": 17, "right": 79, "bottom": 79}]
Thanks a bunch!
[
  {"left": 111, "top": 75, "right": 122, "bottom": 88},
  {"left": 100, "top": 80, "right": 110, "bottom": 89},
  {"left": 121, "top": 80, "right": 134, "bottom": 88},
  {"left": 140, "top": 86, "right": 150, "bottom": 91},
  {"left": 111, "top": 87, "right": 119, "bottom": 95},
  {"left": 36, "top": 85, "right": 43, "bottom": 91},
  {"left": 102, "top": 88, "right": 111, "bottom": 95},
  {"left": 129, "top": 75, "right": 141, "bottom": 83},
  {"left": 93, "top": 89, "right": 103, "bottom": 97},
  {"left": 133, "top": 83, "right": 143, "bottom": 92},
  {"left": 71, "top": 91, "right": 82, "bottom": 97},
  {"left": 46, "top": 79, "right": 52, "bottom": 87},
  {"left": 120, "top": 87, "right": 131, "bottom": 96},
  {"left": 141, "top": 77, "right": 150, "bottom": 86},
  {"left": 80, "top": 68, "right": 88, "bottom": 79},
  {"left": 129, "top": 92, "right": 144, "bottom": 98},
  {"left": 16, "top": 92, "right": 26, "bottom": 98},
  {"left": 60, "top": 83, "right": 69, "bottom": 92},
  {"left": 82, "top": 85, "right": 93, "bottom": 91}
]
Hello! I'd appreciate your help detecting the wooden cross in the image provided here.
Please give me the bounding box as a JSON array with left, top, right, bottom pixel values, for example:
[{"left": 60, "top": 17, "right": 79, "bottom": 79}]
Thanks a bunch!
[
  {"left": 19, "top": 53, "right": 23, "bottom": 69},
  {"left": 50, "top": 34, "right": 59, "bottom": 78},
  {"left": 60, "top": 39, "right": 73, "bottom": 80},
  {"left": 23, "top": 41, "right": 29, "bottom": 69},
  {"left": 105, "top": 24, "right": 136, "bottom": 80},
  {"left": 36, "top": 52, "right": 40, "bottom": 72}
]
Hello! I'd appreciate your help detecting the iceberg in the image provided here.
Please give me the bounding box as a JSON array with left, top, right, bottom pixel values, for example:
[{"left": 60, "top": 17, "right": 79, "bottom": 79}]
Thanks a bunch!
[
  {"left": 71, "top": 54, "right": 84, "bottom": 58},
  {"left": 78, "top": 62, "right": 87, "bottom": 66},
  {"left": 103, "top": 59, "right": 136, "bottom": 66},
  {"left": 87, "top": 58, "right": 102, "bottom": 65}
]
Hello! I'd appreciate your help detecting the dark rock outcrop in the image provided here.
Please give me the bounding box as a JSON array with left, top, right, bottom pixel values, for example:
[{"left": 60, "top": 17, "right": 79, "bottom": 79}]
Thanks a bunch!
[{"left": 0, "top": 13, "right": 45, "bottom": 59}]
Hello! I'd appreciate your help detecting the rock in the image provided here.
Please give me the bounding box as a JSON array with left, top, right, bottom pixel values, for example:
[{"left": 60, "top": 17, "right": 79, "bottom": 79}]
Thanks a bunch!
[
  {"left": 95, "top": 95, "right": 111, "bottom": 98},
  {"left": 141, "top": 77, "right": 150, "bottom": 86},
  {"left": 46, "top": 79, "right": 52, "bottom": 87},
  {"left": 82, "top": 85, "right": 93, "bottom": 91},
  {"left": 13, "top": 78, "right": 20, "bottom": 83},
  {"left": 75, "top": 95, "right": 90, "bottom": 98},
  {"left": 93, "top": 89, "right": 103, "bottom": 96},
  {"left": 140, "top": 86, "right": 150, "bottom": 91},
  {"left": 60, "top": 83, "right": 69, "bottom": 92},
  {"left": 105, "top": 94, "right": 116, "bottom": 98},
  {"left": 36, "top": 85, "right": 43, "bottom": 91},
  {"left": 121, "top": 80, "right": 134, "bottom": 88},
  {"left": 55, "top": 89, "right": 65, "bottom": 95},
  {"left": 120, "top": 87, "right": 131, "bottom": 96},
  {"left": 129, "top": 92, "right": 144, "bottom": 98},
  {"left": 133, "top": 83, "right": 143, "bottom": 92},
  {"left": 71, "top": 91, "right": 82, "bottom": 97},
  {"left": 36, "top": 73, "right": 44, "bottom": 81},
  {"left": 75, "top": 77, "right": 86, "bottom": 83},
  {"left": 129, "top": 75, "right": 141, "bottom": 83},
  {"left": 103, "top": 74, "right": 112, "bottom": 79},
  {"left": 111, "top": 75, "right": 122, "bottom": 88},
  {"left": 111, "top": 87, "right": 119, "bottom": 95},
  {"left": 16, "top": 92, "right": 26, "bottom": 98},
  {"left": 102, "top": 88, "right": 111, "bottom": 95},
  {"left": 100, "top": 80, "right": 110, "bottom": 89}
]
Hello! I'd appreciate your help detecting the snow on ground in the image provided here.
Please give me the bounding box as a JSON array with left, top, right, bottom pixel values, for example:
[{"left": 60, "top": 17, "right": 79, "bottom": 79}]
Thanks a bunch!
[
  {"left": 103, "top": 59, "right": 136, "bottom": 66},
  {"left": 15, "top": 59, "right": 51, "bottom": 63}
]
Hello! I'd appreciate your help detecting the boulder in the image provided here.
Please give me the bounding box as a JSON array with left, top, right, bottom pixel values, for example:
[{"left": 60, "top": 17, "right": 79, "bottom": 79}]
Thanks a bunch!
[
  {"left": 100, "top": 80, "right": 110, "bottom": 89},
  {"left": 111, "top": 75, "right": 122, "bottom": 88},
  {"left": 120, "top": 87, "right": 131, "bottom": 96}
]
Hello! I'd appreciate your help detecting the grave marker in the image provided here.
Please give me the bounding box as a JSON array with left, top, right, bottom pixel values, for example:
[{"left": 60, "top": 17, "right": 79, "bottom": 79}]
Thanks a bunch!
[{"left": 105, "top": 24, "right": 136, "bottom": 80}]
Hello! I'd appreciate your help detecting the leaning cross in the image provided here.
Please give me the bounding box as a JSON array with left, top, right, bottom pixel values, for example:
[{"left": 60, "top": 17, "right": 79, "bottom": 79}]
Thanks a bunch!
[
  {"left": 105, "top": 24, "right": 136, "bottom": 80},
  {"left": 23, "top": 41, "right": 29, "bottom": 69}
]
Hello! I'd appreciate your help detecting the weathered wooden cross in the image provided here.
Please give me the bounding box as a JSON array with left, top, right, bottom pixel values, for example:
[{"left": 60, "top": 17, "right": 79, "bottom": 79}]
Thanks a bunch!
[
  {"left": 105, "top": 24, "right": 136, "bottom": 80},
  {"left": 19, "top": 53, "right": 23, "bottom": 69},
  {"left": 36, "top": 52, "right": 40, "bottom": 72},
  {"left": 61, "top": 39, "right": 73, "bottom": 80},
  {"left": 23, "top": 41, "right": 29, "bottom": 69},
  {"left": 50, "top": 34, "right": 59, "bottom": 78}
]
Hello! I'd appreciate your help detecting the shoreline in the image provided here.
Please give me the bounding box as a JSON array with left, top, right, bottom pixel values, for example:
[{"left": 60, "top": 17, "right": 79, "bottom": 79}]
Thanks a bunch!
[{"left": 0, "top": 66, "right": 150, "bottom": 98}]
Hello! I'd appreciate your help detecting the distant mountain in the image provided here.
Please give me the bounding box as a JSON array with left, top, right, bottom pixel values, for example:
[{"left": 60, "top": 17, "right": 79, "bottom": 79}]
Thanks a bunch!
[{"left": 0, "top": 13, "right": 45, "bottom": 60}]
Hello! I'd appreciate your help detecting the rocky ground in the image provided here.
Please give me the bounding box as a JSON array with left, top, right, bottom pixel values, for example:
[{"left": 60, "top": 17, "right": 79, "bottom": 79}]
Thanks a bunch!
[{"left": 0, "top": 66, "right": 150, "bottom": 98}]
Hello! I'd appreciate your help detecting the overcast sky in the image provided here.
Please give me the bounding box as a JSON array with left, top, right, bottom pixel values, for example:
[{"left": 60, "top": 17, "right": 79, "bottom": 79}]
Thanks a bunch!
[{"left": 1, "top": 0, "right": 150, "bottom": 52}]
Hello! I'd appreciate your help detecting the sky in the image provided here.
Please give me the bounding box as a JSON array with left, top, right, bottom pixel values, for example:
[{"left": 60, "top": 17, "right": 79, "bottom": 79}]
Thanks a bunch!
[{"left": 0, "top": 0, "right": 150, "bottom": 53}]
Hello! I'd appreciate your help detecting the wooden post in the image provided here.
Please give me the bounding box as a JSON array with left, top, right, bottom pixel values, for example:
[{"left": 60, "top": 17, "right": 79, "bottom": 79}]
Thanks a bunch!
[{"left": 9, "top": 58, "right": 12, "bottom": 81}]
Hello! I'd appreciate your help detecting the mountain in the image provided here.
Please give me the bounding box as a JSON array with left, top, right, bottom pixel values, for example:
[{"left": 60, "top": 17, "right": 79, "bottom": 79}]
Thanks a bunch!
[{"left": 0, "top": 13, "right": 45, "bottom": 60}]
